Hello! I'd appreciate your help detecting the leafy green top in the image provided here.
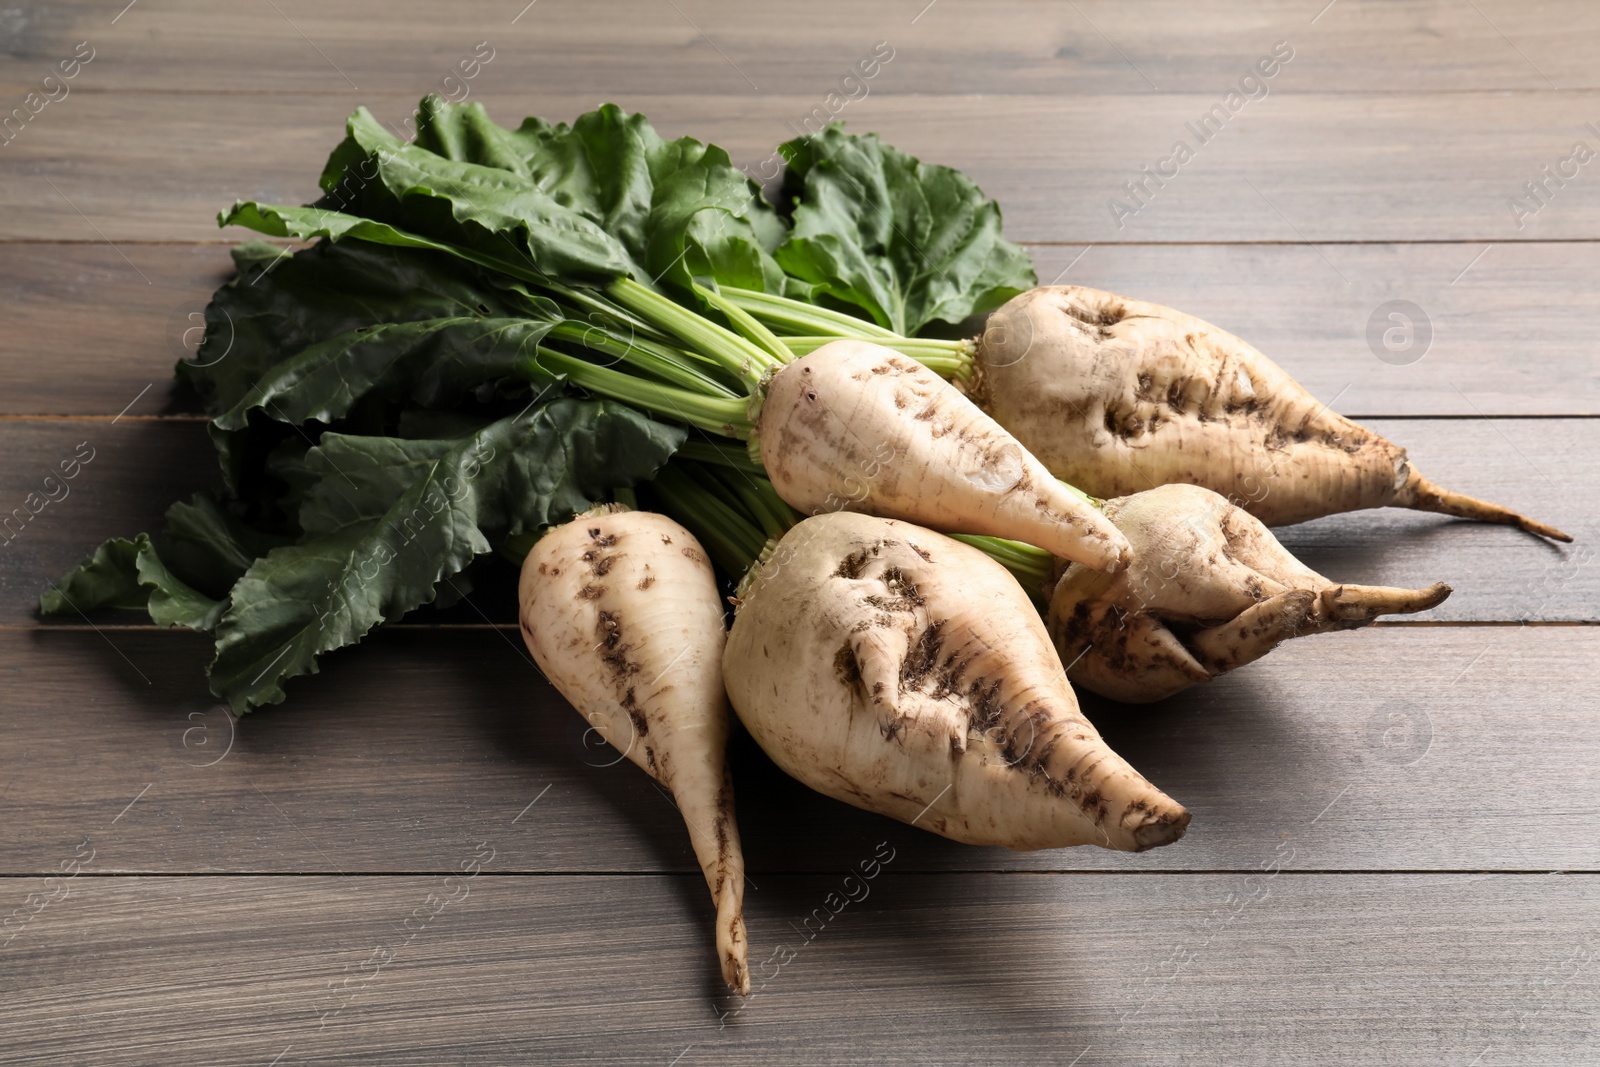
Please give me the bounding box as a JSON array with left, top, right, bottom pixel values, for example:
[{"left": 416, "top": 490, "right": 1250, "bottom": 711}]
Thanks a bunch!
[
  {"left": 774, "top": 123, "right": 1036, "bottom": 335},
  {"left": 45, "top": 97, "right": 771, "bottom": 711},
  {"left": 316, "top": 98, "right": 788, "bottom": 294},
  {"left": 44, "top": 99, "right": 1037, "bottom": 714}
]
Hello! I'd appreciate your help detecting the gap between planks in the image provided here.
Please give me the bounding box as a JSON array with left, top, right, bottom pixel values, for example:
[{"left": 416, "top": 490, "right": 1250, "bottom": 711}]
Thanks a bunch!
[
  {"left": 17, "top": 236, "right": 1600, "bottom": 247},
  {"left": 0, "top": 869, "right": 1592, "bottom": 878},
  {"left": 6, "top": 86, "right": 1600, "bottom": 97}
]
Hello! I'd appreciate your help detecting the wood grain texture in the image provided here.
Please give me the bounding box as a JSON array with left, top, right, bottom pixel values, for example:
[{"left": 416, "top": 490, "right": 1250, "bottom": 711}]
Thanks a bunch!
[
  {"left": 3, "top": 241, "right": 1599, "bottom": 418},
  {"left": 4, "top": 418, "right": 1591, "bottom": 627},
  {"left": 11, "top": 89, "right": 1600, "bottom": 243},
  {"left": 3, "top": 626, "right": 1596, "bottom": 875},
  {"left": 0, "top": 243, "right": 232, "bottom": 416},
  {"left": 2, "top": 0, "right": 1598, "bottom": 96},
  {"left": 1, "top": 872, "right": 1594, "bottom": 1066}
]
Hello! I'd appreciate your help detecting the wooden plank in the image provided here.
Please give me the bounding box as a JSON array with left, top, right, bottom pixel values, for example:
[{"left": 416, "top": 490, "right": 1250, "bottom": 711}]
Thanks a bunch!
[
  {"left": 5, "top": 241, "right": 1600, "bottom": 418},
  {"left": 5, "top": 417, "right": 1591, "bottom": 627},
  {"left": 1, "top": 871, "right": 1594, "bottom": 1064},
  {"left": 11, "top": 90, "right": 1600, "bottom": 243},
  {"left": 3, "top": 625, "right": 1597, "bottom": 875},
  {"left": 4, "top": 0, "right": 1599, "bottom": 97},
  {"left": 0, "top": 243, "right": 232, "bottom": 416}
]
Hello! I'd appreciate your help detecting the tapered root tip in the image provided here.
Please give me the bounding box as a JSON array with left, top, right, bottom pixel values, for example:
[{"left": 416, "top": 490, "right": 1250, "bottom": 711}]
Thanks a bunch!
[
  {"left": 1319, "top": 581, "right": 1452, "bottom": 623},
  {"left": 1401, "top": 473, "right": 1572, "bottom": 543},
  {"left": 1129, "top": 805, "right": 1191, "bottom": 851},
  {"left": 1522, "top": 518, "right": 1572, "bottom": 543},
  {"left": 720, "top": 912, "right": 750, "bottom": 995}
]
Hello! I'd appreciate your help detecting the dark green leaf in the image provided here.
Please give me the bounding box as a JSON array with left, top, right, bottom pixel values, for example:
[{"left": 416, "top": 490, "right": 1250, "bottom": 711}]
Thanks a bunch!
[
  {"left": 318, "top": 106, "right": 634, "bottom": 282},
  {"left": 41, "top": 537, "right": 147, "bottom": 615},
  {"left": 207, "top": 398, "right": 685, "bottom": 710},
  {"left": 211, "top": 316, "right": 561, "bottom": 432},
  {"left": 323, "top": 98, "right": 788, "bottom": 294},
  {"left": 200, "top": 306, "right": 566, "bottom": 508},
  {"left": 409, "top": 97, "right": 544, "bottom": 173},
  {"left": 296, "top": 399, "right": 684, "bottom": 541},
  {"left": 137, "top": 544, "right": 227, "bottom": 630},
  {"left": 160, "top": 494, "right": 292, "bottom": 598},
  {"left": 775, "top": 124, "right": 1036, "bottom": 334},
  {"left": 180, "top": 239, "right": 529, "bottom": 417},
  {"left": 488, "top": 103, "right": 787, "bottom": 291},
  {"left": 42, "top": 534, "right": 223, "bottom": 631},
  {"left": 220, "top": 201, "right": 460, "bottom": 256}
]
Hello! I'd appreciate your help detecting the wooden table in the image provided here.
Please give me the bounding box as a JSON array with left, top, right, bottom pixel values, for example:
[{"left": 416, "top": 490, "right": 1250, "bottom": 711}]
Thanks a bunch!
[{"left": 3, "top": 3, "right": 1596, "bottom": 1063}]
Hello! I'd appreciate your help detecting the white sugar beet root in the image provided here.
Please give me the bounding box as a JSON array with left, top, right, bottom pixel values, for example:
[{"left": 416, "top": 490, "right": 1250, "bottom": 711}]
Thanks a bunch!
[
  {"left": 758, "top": 338, "right": 1133, "bottom": 573},
  {"left": 519, "top": 508, "right": 749, "bottom": 994},
  {"left": 1048, "top": 483, "right": 1452, "bottom": 703},
  {"left": 723, "top": 511, "right": 1189, "bottom": 852},
  {"left": 971, "top": 286, "right": 1569, "bottom": 542}
]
